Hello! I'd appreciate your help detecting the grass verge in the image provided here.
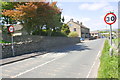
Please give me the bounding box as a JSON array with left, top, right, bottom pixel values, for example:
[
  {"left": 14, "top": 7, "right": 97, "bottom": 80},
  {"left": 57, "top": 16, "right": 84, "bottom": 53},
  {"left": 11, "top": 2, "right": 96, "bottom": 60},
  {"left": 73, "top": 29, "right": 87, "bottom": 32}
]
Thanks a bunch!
[
  {"left": 98, "top": 40, "right": 119, "bottom": 78},
  {"left": 113, "top": 38, "right": 120, "bottom": 48},
  {"left": 0, "top": 40, "right": 11, "bottom": 43}
]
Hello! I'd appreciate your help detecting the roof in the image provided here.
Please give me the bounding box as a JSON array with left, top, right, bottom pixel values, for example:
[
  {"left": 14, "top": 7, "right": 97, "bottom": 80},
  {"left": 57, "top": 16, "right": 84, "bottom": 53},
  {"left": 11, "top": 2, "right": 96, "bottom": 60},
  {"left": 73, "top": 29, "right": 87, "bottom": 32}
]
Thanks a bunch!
[
  {"left": 13, "top": 24, "right": 23, "bottom": 31},
  {"left": 67, "top": 19, "right": 89, "bottom": 29}
]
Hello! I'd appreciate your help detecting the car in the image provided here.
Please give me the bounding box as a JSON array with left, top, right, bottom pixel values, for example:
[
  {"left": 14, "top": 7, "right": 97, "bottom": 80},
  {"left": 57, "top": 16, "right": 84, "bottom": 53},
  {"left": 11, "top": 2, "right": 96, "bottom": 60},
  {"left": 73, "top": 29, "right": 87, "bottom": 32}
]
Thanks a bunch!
[{"left": 80, "top": 38, "right": 84, "bottom": 41}]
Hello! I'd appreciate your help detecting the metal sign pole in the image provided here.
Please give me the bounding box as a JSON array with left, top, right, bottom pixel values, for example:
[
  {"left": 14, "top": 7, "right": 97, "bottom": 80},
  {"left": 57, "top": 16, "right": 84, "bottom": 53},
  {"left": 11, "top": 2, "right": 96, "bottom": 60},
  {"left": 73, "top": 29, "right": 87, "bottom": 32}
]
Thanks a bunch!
[
  {"left": 11, "top": 34, "right": 15, "bottom": 56},
  {"left": 109, "top": 24, "right": 113, "bottom": 56},
  {"left": 110, "top": 24, "right": 112, "bottom": 46}
]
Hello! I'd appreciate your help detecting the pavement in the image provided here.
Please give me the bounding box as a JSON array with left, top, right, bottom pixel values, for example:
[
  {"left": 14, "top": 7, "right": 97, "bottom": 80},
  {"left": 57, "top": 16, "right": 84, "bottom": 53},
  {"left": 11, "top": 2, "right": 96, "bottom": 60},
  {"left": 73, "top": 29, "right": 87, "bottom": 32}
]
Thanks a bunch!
[
  {"left": 1, "top": 39, "right": 105, "bottom": 78},
  {"left": 0, "top": 52, "right": 47, "bottom": 66}
]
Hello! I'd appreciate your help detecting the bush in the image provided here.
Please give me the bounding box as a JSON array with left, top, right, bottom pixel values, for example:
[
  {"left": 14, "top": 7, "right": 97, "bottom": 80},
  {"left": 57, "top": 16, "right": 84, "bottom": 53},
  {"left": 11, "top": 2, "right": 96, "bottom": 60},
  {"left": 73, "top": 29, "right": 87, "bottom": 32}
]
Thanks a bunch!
[
  {"left": 68, "top": 32, "right": 79, "bottom": 37},
  {"left": 51, "top": 31, "right": 67, "bottom": 37},
  {"left": 32, "top": 30, "right": 67, "bottom": 37},
  {"left": 32, "top": 30, "right": 47, "bottom": 36},
  {"left": 61, "top": 24, "right": 70, "bottom": 35}
]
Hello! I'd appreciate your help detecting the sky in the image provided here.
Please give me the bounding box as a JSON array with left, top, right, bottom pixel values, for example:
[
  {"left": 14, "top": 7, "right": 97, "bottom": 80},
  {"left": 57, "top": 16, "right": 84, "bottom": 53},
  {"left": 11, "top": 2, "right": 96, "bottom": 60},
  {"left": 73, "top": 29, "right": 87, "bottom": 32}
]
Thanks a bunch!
[{"left": 55, "top": 0, "right": 119, "bottom": 31}]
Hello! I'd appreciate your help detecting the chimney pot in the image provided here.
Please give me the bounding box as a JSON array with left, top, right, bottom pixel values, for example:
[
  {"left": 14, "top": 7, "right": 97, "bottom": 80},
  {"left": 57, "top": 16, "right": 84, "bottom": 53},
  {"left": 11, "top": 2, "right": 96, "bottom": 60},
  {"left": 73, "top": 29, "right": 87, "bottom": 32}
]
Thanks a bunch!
[
  {"left": 70, "top": 19, "right": 73, "bottom": 22},
  {"left": 77, "top": 21, "right": 79, "bottom": 24}
]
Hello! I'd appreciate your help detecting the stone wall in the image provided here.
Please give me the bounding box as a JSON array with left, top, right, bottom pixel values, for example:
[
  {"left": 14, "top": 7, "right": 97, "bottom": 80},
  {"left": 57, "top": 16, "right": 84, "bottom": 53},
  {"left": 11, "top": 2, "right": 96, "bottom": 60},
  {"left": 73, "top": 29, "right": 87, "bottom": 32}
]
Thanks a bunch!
[{"left": 2, "top": 35, "right": 80, "bottom": 58}]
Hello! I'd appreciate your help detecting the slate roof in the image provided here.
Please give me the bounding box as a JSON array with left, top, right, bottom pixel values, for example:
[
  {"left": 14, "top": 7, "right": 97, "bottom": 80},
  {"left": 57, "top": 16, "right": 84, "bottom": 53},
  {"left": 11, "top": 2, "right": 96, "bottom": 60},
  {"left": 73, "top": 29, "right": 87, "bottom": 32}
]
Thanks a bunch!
[{"left": 67, "top": 19, "right": 89, "bottom": 29}]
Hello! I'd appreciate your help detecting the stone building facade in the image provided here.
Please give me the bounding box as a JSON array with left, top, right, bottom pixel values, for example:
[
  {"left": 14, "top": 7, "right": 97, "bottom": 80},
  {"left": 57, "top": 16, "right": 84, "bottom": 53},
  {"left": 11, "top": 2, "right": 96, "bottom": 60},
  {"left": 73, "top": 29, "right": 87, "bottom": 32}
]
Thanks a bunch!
[
  {"left": 67, "top": 19, "right": 90, "bottom": 38},
  {"left": 90, "top": 31, "right": 101, "bottom": 39}
]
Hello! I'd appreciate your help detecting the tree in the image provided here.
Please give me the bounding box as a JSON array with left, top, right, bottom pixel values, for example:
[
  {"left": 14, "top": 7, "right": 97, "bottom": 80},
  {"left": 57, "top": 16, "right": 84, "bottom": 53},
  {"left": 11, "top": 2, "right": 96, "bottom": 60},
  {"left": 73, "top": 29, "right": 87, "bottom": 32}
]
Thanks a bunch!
[
  {"left": 2, "top": 2, "right": 61, "bottom": 35},
  {"left": 61, "top": 24, "right": 70, "bottom": 35},
  {"left": 61, "top": 16, "right": 65, "bottom": 23}
]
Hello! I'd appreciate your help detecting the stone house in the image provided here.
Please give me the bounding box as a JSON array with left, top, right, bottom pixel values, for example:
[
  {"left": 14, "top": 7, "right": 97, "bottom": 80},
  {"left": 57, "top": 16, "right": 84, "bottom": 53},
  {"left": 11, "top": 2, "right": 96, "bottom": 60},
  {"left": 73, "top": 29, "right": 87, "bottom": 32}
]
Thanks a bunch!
[
  {"left": 90, "top": 31, "right": 101, "bottom": 38},
  {"left": 67, "top": 19, "right": 90, "bottom": 38}
]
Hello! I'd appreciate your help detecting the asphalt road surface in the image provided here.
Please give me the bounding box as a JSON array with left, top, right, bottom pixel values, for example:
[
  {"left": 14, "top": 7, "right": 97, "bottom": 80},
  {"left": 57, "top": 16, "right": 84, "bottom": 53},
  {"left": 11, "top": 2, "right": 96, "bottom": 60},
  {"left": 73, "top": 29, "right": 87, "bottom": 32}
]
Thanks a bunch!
[{"left": 1, "top": 39, "right": 105, "bottom": 78}]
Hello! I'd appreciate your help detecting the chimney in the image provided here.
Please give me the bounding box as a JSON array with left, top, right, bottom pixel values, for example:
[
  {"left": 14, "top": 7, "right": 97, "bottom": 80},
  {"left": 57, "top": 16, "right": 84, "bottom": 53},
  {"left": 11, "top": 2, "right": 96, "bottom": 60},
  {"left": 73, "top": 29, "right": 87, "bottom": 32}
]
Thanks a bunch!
[
  {"left": 80, "top": 22, "right": 82, "bottom": 25},
  {"left": 77, "top": 21, "right": 79, "bottom": 24},
  {"left": 70, "top": 19, "right": 73, "bottom": 22}
]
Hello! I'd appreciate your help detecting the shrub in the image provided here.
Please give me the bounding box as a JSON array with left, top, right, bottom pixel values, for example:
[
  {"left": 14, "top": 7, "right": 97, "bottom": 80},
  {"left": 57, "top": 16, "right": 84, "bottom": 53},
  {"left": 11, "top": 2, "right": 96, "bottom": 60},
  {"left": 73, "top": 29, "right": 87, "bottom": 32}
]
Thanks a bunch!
[
  {"left": 68, "top": 32, "right": 79, "bottom": 37},
  {"left": 32, "top": 30, "right": 47, "bottom": 36},
  {"left": 51, "top": 31, "right": 67, "bottom": 37},
  {"left": 61, "top": 24, "right": 70, "bottom": 35}
]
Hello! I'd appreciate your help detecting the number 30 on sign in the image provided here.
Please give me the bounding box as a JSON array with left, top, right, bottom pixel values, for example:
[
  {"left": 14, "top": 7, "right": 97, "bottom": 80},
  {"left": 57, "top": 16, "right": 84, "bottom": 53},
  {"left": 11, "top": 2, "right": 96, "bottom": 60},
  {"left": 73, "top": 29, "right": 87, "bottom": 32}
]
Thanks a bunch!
[{"left": 104, "top": 13, "right": 117, "bottom": 25}]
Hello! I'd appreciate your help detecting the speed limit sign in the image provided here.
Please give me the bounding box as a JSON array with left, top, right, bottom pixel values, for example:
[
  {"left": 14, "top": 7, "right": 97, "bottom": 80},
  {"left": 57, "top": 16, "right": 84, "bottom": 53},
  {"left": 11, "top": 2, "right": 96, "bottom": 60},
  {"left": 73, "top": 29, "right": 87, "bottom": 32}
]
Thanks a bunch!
[
  {"left": 104, "top": 13, "right": 117, "bottom": 25},
  {"left": 8, "top": 25, "right": 14, "bottom": 33}
]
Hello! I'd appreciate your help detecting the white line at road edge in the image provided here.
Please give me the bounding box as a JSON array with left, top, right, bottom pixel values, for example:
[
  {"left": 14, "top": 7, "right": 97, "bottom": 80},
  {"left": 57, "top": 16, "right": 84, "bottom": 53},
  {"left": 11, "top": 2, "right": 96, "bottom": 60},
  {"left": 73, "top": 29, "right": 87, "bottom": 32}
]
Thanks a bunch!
[
  {"left": 86, "top": 39, "right": 105, "bottom": 78},
  {"left": 10, "top": 55, "right": 65, "bottom": 78},
  {"left": 86, "top": 51, "right": 101, "bottom": 78}
]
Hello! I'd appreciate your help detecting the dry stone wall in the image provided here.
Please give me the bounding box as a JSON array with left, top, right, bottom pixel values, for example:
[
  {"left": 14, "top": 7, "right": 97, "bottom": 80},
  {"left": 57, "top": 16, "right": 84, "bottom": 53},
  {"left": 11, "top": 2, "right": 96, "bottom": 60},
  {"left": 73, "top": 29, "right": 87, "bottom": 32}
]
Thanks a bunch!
[{"left": 2, "top": 35, "right": 80, "bottom": 58}]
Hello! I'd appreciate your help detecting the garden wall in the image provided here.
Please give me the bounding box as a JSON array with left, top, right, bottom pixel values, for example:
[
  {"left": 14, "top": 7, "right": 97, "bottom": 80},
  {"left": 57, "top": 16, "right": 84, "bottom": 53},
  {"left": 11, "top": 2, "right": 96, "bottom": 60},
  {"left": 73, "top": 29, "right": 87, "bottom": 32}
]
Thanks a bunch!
[{"left": 2, "top": 35, "right": 80, "bottom": 58}]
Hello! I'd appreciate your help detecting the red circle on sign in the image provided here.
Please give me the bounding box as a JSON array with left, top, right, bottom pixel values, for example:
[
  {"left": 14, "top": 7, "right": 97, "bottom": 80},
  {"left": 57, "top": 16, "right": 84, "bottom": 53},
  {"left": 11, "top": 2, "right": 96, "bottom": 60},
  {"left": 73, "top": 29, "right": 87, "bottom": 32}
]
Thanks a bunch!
[
  {"left": 104, "top": 13, "right": 117, "bottom": 25},
  {"left": 8, "top": 26, "right": 14, "bottom": 33}
]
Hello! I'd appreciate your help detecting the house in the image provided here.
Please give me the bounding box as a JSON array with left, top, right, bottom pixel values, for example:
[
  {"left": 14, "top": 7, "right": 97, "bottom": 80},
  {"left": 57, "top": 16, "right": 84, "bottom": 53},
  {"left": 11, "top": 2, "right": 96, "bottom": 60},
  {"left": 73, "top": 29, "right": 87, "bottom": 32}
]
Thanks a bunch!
[
  {"left": 7, "top": 24, "right": 27, "bottom": 36},
  {"left": 67, "top": 19, "right": 90, "bottom": 38},
  {"left": 90, "top": 31, "right": 101, "bottom": 39}
]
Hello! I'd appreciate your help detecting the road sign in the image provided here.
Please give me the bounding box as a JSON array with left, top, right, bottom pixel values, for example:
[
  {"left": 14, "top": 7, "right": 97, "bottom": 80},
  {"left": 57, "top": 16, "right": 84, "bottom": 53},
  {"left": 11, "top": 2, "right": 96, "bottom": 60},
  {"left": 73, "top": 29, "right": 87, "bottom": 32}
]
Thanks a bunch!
[
  {"left": 8, "top": 25, "right": 14, "bottom": 33},
  {"left": 104, "top": 12, "right": 117, "bottom": 56},
  {"left": 104, "top": 13, "right": 117, "bottom": 25},
  {"left": 8, "top": 25, "right": 15, "bottom": 56}
]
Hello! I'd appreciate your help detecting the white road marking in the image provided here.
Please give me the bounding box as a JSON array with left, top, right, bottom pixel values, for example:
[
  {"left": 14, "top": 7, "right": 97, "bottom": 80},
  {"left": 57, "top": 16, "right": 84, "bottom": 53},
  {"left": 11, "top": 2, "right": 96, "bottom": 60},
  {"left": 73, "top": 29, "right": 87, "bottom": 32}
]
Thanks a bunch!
[
  {"left": 86, "top": 51, "right": 101, "bottom": 78},
  {"left": 10, "top": 54, "right": 66, "bottom": 78},
  {"left": 86, "top": 39, "right": 105, "bottom": 78}
]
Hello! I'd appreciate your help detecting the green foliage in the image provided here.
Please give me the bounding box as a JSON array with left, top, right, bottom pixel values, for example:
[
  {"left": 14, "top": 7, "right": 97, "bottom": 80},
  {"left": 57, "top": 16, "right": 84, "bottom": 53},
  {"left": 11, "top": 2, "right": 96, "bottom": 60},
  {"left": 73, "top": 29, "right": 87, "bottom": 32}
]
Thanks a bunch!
[
  {"left": 68, "top": 32, "right": 79, "bottom": 37},
  {"left": 32, "top": 30, "right": 67, "bottom": 37},
  {"left": 61, "top": 16, "right": 65, "bottom": 22},
  {"left": 98, "top": 40, "right": 118, "bottom": 78},
  {"left": 99, "top": 31, "right": 109, "bottom": 33},
  {"left": 113, "top": 38, "right": 120, "bottom": 48},
  {"left": 2, "top": 2, "right": 62, "bottom": 36},
  {"left": 0, "top": 40, "right": 11, "bottom": 43},
  {"left": 1, "top": 2, "right": 18, "bottom": 25},
  {"left": 61, "top": 24, "right": 70, "bottom": 35},
  {"left": 51, "top": 31, "right": 67, "bottom": 37},
  {"left": 118, "top": 29, "right": 120, "bottom": 31},
  {"left": 2, "top": 2, "right": 15, "bottom": 10},
  {"left": 32, "top": 29, "right": 47, "bottom": 36}
]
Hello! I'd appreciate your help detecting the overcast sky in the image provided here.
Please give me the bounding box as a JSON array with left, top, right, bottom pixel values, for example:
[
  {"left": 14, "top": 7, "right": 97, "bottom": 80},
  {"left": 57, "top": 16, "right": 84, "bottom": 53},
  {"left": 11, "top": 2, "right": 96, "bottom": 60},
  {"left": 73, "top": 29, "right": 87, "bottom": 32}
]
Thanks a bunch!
[{"left": 55, "top": 0, "right": 118, "bottom": 31}]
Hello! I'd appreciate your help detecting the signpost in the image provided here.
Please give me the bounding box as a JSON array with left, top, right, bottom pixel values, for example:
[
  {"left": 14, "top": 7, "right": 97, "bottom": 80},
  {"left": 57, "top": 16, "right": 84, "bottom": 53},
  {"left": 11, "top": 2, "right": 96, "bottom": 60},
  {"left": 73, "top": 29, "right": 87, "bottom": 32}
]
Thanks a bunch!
[
  {"left": 8, "top": 25, "right": 15, "bottom": 56},
  {"left": 104, "top": 12, "right": 117, "bottom": 56}
]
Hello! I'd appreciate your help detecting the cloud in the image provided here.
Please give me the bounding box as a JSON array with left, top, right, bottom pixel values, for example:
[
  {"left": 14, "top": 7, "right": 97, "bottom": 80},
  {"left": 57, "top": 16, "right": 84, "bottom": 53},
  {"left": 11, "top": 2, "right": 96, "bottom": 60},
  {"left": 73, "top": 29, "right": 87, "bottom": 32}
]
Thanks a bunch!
[{"left": 79, "top": 2, "right": 109, "bottom": 11}]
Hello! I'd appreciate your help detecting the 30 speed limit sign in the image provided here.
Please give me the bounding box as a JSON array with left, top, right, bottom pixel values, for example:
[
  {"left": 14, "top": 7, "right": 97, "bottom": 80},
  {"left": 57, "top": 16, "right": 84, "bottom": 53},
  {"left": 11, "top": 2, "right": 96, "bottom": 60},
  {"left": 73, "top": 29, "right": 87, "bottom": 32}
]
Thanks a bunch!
[
  {"left": 104, "top": 13, "right": 117, "bottom": 25},
  {"left": 8, "top": 25, "right": 14, "bottom": 33}
]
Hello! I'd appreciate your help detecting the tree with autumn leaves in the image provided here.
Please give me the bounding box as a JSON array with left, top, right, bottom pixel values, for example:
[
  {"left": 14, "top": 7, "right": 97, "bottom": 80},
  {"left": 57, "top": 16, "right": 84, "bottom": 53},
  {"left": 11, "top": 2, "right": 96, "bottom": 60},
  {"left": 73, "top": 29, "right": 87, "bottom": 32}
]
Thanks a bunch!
[{"left": 2, "top": 2, "right": 63, "bottom": 36}]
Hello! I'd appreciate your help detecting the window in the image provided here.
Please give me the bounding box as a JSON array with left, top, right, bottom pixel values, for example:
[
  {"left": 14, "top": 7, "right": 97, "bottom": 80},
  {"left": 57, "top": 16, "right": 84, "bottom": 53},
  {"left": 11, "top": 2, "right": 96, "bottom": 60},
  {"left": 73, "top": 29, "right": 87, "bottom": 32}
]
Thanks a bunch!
[
  {"left": 74, "top": 28, "right": 76, "bottom": 31},
  {"left": 69, "top": 24, "right": 72, "bottom": 27}
]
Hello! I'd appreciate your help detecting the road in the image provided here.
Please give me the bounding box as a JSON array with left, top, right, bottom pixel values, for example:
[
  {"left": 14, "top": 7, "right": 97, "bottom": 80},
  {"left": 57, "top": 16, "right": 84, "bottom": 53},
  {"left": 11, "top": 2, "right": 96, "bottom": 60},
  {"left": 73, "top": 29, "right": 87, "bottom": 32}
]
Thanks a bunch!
[{"left": 1, "top": 39, "right": 105, "bottom": 78}]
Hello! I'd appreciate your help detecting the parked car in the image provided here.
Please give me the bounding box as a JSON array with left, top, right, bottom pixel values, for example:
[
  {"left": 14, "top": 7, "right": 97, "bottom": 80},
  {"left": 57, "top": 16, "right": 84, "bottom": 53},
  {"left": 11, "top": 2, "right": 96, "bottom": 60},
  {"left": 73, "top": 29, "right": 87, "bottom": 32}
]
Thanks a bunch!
[
  {"left": 89, "top": 36, "right": 96, "bottom": 40},
  {"left": 80, "top": 37, "right": 84, "bottom": 41}
]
